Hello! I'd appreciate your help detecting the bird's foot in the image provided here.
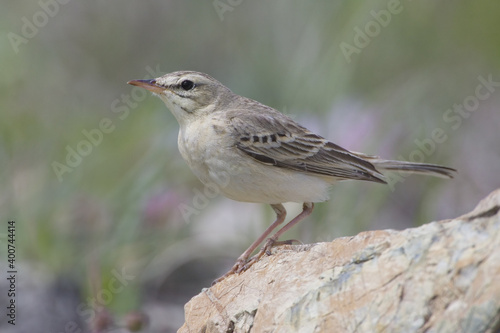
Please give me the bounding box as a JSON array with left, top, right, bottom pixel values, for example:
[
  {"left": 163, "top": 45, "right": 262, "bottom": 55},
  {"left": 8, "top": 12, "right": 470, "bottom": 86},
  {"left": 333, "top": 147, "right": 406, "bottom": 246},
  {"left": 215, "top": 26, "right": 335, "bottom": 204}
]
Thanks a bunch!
[
  {"left": 256, "top": 237, "right": 301, "bottom": 256},
  {"left": 211, "top": 238, "right": 301, "bottom": 285},
  {"left": 211, "top": 255, "right": 251, "bottom": 286},
  {"left": 267, "top": 238, "right": 302, "bottom": 250}
]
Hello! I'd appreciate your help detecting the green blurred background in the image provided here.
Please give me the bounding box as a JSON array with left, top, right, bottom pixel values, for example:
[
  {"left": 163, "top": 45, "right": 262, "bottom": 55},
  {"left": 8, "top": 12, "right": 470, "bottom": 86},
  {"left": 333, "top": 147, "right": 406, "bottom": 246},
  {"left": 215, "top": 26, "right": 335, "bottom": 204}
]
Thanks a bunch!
[{"left": 1, "top": 1, "right": 500, "bottom": 332}]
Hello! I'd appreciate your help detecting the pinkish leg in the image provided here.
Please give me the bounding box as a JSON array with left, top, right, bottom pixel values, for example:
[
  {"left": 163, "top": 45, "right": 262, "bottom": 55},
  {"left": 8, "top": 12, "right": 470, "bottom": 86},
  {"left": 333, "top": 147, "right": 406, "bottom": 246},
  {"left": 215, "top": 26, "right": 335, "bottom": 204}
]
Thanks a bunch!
[
  {"left": 212, "top": 204, "right": 287, "bottom": 285},
  {"left": 253, "top": 202, "right": 314, "bottom": 260}
]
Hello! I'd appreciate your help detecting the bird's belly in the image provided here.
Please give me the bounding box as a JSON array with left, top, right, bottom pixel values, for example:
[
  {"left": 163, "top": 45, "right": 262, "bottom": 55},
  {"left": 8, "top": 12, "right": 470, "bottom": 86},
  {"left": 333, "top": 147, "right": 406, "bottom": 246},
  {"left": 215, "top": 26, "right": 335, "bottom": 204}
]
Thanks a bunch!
[{"left": 208, "top": 158, "right": 334, "bottom": 204}]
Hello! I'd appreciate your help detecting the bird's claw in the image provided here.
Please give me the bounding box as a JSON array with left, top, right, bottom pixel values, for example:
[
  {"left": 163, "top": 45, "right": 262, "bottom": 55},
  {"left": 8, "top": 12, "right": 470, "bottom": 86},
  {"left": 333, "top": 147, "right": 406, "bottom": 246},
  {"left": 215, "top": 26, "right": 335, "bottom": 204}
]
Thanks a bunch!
[
  {"left": 211, "top": 256, "right": 251, "bottom": 285},
  {"left": 212, "top": 237, "right": 297, "bottom": 285}
]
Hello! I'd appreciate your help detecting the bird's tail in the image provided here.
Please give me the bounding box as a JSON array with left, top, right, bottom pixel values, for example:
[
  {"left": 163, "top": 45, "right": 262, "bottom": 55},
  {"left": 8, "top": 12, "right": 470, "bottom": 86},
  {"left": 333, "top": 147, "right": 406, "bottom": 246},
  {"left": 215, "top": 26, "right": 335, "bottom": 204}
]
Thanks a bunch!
[
  {"left": 353, "top": 152, "right": 457, "bottom": 179},
  {"left": 371, "top": 159, "right": 456, "bottom": 178}
]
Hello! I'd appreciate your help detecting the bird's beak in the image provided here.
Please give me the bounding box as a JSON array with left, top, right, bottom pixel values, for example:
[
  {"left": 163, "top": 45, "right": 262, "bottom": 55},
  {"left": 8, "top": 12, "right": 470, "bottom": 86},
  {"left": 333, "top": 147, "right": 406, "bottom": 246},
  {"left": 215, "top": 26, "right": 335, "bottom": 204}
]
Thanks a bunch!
[{"left": 127, "top": 79, "right": 165, "bottom": 94}]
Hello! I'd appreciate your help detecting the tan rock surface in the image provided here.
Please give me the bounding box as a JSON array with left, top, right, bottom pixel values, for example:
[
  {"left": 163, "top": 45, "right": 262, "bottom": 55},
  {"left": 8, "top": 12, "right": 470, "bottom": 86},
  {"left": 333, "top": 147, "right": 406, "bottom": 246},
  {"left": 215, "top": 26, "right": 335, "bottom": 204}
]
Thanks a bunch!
[{"left": 178, "top": 189, "right": 500, "bottom": 333}]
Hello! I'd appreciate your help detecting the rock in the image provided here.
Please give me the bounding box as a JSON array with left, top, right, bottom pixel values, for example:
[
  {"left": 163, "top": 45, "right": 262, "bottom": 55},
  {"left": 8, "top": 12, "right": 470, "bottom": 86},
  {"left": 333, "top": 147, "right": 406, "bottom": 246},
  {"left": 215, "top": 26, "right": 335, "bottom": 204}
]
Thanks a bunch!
[{"left": 178, "top": 189, "right": 500, "bottom": 333}]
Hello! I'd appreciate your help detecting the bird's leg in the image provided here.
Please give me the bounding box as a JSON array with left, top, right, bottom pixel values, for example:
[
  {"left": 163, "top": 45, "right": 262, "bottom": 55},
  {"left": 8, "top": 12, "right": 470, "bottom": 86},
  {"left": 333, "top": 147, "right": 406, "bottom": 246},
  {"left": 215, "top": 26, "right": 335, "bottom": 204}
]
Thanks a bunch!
[
  {"left": 256, "top": 202, "right": 314, "bottom": 258},
  {"left": 241, "top": 203, "right": 313, "bottom": 271},
  {"left": 212, "top": 204, "right": 286, "bottom": 285}
]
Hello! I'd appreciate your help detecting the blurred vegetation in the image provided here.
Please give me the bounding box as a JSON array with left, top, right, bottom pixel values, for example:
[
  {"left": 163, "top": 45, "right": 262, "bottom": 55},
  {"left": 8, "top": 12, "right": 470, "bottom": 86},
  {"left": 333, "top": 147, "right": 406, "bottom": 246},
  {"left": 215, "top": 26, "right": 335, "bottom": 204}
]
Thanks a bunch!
[{"left": 1, "top": 1, "right": 500, "bottom": 331}]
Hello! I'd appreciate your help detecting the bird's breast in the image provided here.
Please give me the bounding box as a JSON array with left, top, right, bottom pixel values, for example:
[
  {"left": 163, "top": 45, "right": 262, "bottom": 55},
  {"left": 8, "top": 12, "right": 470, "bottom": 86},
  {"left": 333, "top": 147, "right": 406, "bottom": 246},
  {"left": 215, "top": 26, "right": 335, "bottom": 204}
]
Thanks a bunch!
[{"left": 177, "top": 119, "right": 233, "bottom": 186}]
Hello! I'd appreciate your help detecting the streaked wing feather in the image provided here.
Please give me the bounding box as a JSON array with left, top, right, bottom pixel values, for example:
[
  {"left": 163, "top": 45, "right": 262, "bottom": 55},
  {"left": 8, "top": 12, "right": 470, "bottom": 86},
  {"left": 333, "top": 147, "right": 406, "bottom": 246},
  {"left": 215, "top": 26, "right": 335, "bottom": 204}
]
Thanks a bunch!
[{"left": 228, "top": 112, "right": 386, "bottom": 183}]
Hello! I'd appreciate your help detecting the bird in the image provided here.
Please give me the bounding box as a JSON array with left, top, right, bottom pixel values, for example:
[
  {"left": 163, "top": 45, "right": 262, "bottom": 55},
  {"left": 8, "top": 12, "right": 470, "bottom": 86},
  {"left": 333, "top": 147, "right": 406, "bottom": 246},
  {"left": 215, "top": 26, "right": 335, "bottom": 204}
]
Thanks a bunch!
[{"left": 127, "top": 71, "right": 456, "bottom": 284}]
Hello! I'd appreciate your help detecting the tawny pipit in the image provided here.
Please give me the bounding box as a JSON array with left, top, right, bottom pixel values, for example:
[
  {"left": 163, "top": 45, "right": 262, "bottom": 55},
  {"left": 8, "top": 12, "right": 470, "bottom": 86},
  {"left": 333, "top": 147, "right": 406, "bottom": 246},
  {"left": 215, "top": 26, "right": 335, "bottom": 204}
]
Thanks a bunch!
[{"left": 128, "top": 71, "right": 456, "bottom": 284}]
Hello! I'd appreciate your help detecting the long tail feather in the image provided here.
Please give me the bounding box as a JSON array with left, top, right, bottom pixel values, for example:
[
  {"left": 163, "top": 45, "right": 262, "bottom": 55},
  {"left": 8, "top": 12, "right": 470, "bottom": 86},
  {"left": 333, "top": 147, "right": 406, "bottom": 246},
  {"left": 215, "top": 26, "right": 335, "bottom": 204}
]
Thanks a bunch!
[
  {"left": 351, "top": 152, "right": 457, "bottom": 179},
  {"left": 370, "top": 159, "right": 456, "bottom": 179}
]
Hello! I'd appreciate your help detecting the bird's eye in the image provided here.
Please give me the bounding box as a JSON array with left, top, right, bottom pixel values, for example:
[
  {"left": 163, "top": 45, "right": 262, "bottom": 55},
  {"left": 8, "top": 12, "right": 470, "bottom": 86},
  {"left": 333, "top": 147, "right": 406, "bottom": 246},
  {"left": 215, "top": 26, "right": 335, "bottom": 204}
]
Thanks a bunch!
[{"left": 181, "top": 80, "right": 195, "bottom": 91}]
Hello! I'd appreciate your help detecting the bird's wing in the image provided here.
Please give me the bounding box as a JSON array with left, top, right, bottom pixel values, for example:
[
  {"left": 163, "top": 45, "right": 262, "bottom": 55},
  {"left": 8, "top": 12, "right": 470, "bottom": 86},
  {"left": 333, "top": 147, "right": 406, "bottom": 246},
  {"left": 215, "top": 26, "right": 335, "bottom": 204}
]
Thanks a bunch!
[{"left": 226, "top": 110, "right": 386, "bottom": 183}]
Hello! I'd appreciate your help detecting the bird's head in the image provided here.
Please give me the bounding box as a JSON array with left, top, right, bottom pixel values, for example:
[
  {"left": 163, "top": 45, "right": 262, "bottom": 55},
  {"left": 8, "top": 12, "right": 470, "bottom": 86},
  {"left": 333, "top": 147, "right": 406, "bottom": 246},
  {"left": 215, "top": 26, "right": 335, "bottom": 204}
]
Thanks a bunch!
[{"left": 128, "top": 71, "right": 232, "bottom": 125}]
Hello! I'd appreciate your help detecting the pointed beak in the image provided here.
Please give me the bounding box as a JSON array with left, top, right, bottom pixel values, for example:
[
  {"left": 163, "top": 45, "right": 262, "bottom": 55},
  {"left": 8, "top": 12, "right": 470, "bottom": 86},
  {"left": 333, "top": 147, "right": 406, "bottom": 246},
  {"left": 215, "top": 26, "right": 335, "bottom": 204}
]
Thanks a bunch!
[{"left": 127, "top": 79, "right": 165, "bottom": 94}]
